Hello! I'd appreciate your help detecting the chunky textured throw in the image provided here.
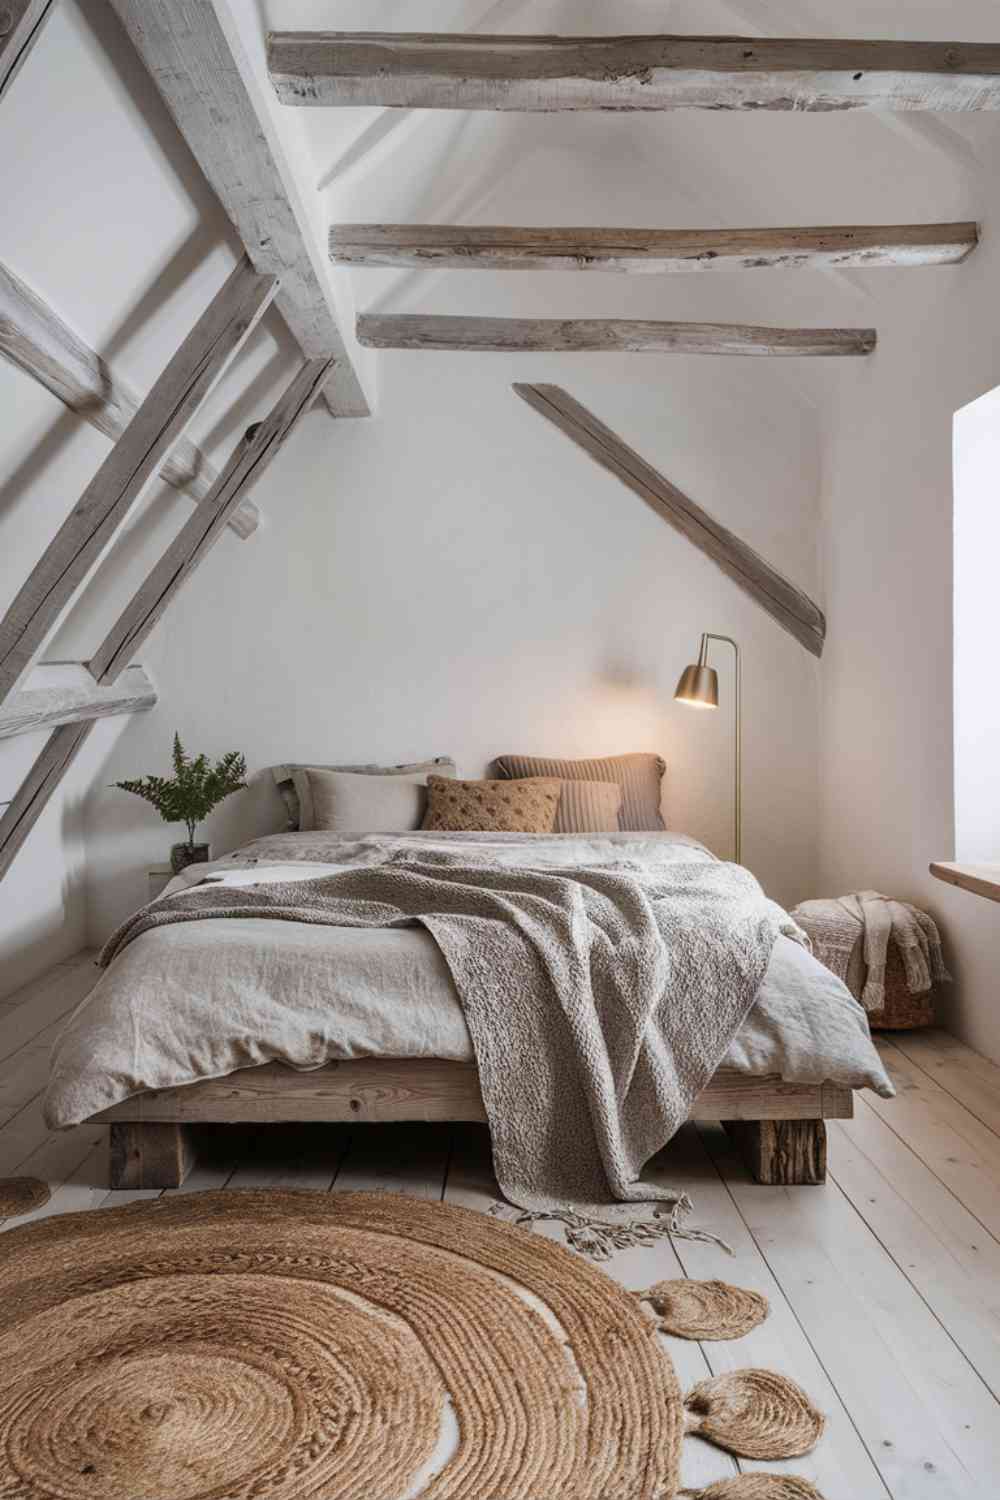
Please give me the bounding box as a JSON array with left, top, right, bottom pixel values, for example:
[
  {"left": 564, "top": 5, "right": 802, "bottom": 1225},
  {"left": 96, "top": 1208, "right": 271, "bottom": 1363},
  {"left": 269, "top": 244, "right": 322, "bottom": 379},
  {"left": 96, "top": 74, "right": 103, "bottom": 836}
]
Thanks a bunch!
[
  {"left": 99, "top": 842, "right": 803, "bottom": 1212},
  {"left": 794, "top": 891, "right": 949, "bottom": 1012}
]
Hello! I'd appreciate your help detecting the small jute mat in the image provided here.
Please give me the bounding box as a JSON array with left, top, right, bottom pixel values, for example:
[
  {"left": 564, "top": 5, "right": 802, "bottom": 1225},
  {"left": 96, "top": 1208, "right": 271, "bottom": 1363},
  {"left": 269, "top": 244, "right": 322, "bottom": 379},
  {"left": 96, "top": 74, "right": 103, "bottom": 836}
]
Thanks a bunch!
[
  {"left": 0, "top": 1189, "right": 828, "bottom": 1499},
  {"left": 640, "top": 1278, "right": 769, "bottom": 1340},
  {"left": 681, "top": 1478, "right": 824, "bottom": 1499},
  {"left": 0, "top": 1176, "right": 49, "bottom": 1218}
]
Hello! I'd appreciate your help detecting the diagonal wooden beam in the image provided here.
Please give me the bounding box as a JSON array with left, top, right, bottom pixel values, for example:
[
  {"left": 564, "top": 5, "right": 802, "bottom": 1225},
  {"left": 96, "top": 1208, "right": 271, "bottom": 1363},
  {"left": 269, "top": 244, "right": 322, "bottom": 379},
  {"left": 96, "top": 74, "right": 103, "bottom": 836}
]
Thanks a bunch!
[
  {"left": 514, "top": 382, "right": 826, "bottom": 657},
  {"left": 0, "top": 260, "right": 259, "bottom": 540},
  {"left": 267, "top": 31, "right": 1000, "bottom": 113},
  {"left": 0, "top": 0, "right": 54, "bottom": 102},
  {"left": 108, "top": 0, "right": 372, "bottom": 419},
  {"left": 358, "top": 315, "right": 876, "bottom": 357},
  {"left": 332, "top": 222, "right": 979, "bottom": 273},
  {"left": 0, "top": 663, "right": 156, "bottom": 740},
  {"left": 90, "top": 358, "right": 334, "bottom": 685},
  {"left": 0, "top": 256, "right": 277, "bottom": 707},
  {"left": 0, "top": 720, "right": 96, "bottom": 883}
]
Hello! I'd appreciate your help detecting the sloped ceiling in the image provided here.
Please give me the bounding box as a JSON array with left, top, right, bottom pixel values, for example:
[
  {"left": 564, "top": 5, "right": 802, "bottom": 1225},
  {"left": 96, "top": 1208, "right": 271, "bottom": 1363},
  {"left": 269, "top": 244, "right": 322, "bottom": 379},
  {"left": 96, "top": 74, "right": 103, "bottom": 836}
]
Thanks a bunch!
[{"left": 253, "top": 0, "right": 992, "bottom": 430}]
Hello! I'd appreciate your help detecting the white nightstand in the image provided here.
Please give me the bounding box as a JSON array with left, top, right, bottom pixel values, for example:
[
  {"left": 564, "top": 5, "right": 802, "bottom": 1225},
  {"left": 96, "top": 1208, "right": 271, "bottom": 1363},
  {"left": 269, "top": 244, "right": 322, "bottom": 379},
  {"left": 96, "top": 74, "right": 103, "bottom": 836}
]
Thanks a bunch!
[{"left": 148, "top": 866, "right": 173, "bottom": 902}]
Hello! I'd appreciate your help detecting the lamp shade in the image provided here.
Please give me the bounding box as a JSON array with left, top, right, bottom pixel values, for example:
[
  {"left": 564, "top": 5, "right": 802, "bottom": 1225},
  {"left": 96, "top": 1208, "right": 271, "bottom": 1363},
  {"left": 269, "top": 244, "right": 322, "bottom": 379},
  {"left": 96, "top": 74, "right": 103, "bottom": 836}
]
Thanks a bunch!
[{"left": 674, "top": 663, "right": 719, "bottom": 708}]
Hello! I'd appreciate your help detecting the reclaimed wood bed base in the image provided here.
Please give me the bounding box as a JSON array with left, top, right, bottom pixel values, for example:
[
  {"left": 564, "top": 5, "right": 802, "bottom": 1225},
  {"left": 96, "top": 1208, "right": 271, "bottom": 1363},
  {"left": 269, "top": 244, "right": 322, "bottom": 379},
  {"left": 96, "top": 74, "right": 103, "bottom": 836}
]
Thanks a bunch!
[{"left": 94, "top": 1059, "right": 853, "bottom": 1191}]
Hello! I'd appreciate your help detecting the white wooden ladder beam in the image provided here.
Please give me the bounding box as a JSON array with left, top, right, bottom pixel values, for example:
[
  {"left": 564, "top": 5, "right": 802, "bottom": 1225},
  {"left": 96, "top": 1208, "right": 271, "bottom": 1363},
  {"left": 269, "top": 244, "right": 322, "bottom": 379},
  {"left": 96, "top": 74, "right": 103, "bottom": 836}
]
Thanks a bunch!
[
  {"left": 0, "top": 663, "right": 156, "bottom": 741},
  {"left": 0, "top": 255, "right": 277, "bottom": 708},
  {"left": 0, "top": 260, "right": 259, "bottom": 540}
]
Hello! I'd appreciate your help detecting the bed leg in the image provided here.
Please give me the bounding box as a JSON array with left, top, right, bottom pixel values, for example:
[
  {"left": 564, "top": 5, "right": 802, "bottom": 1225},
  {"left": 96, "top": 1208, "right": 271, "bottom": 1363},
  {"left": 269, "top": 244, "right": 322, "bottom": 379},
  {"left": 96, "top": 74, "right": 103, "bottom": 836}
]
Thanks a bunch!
[
  {"left": 109, "top": 1122, "right": 197, "bottom": 1189},
  {"left": 723, "top": 1119, "right": 827, "bottom": 1185}
]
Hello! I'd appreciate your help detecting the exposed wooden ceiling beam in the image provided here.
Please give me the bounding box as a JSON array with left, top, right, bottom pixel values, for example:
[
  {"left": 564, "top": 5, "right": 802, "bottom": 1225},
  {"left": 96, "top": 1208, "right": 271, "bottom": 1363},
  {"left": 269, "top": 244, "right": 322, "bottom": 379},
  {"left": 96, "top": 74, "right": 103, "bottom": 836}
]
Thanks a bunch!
[
  {"left": 332, "top": 223, "right": 978, "bottom": 273},
  {"left": 0, "top": 663, "right": 156, "bottom": 741},
  {"left": 0, "top": 0, "right": 54, "bottom": 102},
  {"left": 357, "top": 315, "right": 876, "bottom": 357},
  {"left": 268, "top": 32, "right": 1000, "bottom": 113},
  {"left": 0, "top": 260, "right": 259, "bottom": 540},
  {"left": 108, "top": 0, "right": 372, "bottom": 418},
  {"left": 514, "top": 383, "right": 825, "bottom": 656}
]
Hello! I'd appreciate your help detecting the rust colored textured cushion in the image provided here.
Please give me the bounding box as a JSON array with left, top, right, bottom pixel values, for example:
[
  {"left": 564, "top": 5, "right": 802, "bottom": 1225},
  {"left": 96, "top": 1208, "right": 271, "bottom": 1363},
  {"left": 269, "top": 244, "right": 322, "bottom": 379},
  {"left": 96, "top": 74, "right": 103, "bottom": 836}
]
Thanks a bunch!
[
  {"left": 494, "top": 753, "right": 666, "bottom": 832},
  {"left": 422, "top": 775, "right": 561, "bottom": 834}
]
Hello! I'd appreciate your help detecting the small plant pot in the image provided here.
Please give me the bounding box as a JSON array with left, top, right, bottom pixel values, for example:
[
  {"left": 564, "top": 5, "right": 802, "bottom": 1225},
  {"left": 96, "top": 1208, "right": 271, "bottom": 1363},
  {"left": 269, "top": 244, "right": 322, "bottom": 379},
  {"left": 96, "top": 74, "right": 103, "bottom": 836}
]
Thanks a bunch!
[{"left": 170, "top": 842, "right": 212, "bottom": 876}]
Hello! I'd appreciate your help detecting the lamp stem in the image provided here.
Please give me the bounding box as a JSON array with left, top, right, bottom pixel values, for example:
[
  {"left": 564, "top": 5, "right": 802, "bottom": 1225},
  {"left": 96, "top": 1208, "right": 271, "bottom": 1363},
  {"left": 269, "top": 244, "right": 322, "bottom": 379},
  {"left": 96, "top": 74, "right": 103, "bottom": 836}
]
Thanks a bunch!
[{"left": 703, "top": 633, "right": 741, "bottom": 865}]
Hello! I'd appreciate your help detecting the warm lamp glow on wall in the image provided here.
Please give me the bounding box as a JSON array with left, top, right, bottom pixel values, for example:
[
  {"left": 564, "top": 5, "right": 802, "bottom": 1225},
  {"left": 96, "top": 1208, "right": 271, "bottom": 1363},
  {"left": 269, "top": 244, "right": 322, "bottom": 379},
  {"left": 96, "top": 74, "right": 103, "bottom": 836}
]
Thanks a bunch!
[{"left": 675, "top": 632, "right": 742, "bottom": 864}]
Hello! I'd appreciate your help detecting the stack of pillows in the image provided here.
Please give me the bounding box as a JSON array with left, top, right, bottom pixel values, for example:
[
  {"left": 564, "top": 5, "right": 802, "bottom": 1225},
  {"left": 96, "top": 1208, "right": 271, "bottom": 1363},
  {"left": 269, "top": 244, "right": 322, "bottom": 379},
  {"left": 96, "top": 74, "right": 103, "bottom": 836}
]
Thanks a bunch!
[{"left": 272, "top": 753, "right": 666, "bottom": 836}]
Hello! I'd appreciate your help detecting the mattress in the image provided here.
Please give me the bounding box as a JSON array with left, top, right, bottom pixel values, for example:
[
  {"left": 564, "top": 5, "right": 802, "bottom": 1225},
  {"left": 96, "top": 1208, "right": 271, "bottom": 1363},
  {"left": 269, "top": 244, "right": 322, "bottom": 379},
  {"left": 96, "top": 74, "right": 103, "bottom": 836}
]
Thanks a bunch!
[{"left": 46, "top": 831, "right": 893, "bottom": 1128}]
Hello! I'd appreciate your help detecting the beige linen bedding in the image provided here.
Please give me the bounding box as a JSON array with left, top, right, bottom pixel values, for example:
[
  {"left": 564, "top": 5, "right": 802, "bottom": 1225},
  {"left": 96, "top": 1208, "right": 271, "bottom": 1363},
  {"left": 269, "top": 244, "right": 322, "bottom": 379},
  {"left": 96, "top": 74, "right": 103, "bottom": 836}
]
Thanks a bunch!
[{"left": 47, "top": 832, "right": 892, "bottom": 1141}]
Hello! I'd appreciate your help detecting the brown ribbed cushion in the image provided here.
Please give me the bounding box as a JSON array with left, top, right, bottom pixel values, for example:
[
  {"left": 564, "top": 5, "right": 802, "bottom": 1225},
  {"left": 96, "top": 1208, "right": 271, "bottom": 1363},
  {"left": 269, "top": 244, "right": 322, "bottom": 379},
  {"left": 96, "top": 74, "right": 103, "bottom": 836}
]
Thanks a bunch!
[
  {"left": 495, "top": 754, "right": 665, "bottom": 832},
  {"left": 555, "top": 780, "right": 623, "bottom": 834},
  {"left": 422, "top": 775, "right": 561, "bottom": 834}
]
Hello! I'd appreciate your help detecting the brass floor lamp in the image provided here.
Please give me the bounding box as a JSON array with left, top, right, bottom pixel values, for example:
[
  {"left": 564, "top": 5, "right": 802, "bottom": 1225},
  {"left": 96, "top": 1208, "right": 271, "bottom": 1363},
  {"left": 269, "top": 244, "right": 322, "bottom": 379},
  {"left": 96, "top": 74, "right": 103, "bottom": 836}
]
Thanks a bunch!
[{"left": 674, "top": 632, "right": 742, "bottom": 865}]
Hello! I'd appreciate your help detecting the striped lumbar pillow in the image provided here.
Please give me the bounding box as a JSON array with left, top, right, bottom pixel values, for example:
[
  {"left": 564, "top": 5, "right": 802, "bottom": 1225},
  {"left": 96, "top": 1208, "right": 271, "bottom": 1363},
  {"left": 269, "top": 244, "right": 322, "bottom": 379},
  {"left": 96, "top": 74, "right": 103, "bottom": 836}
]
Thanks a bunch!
[
  {"left": 493, "top": 753, "right": 665, "bottom": 832},
  {"left": 553, "top": 780, "right": 623, "bottom": 834}
]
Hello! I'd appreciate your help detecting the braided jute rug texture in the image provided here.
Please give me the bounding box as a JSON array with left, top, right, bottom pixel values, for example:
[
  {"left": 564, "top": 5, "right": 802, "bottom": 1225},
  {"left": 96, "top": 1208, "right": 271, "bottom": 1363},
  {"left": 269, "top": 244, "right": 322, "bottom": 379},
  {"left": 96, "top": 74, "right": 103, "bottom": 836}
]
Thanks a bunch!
[
  {"left": 0, "top": 1189, "right": 827, "bottom": 1499},
  {"left": 0, "top": 1176, "right": 49, "bottom": 1218}
]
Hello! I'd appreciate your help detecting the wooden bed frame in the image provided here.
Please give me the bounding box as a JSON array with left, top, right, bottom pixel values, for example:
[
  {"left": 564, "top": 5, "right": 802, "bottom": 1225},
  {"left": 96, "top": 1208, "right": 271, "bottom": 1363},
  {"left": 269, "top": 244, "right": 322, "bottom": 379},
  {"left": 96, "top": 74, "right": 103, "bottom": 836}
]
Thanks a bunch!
[{"left": 92, "top": 1058, "right": 854, "bottom": 1191}]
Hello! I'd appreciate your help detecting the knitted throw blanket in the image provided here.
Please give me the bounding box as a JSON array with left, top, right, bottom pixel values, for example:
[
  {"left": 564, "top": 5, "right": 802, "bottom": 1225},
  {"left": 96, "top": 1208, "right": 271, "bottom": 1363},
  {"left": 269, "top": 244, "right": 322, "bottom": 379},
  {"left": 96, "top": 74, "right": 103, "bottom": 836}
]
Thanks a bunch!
[
  {"left": 794, "top": 891, "right": 949, "bottom": 1012},
  {"left": 100, "top": 845, "right": 802, "bottom": 1214}
]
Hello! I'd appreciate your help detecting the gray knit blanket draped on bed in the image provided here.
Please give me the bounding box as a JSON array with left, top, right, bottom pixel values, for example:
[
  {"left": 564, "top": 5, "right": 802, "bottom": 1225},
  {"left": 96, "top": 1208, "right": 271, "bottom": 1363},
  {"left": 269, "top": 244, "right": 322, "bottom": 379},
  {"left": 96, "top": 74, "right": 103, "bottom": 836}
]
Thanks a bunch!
[{"left": 99, "top": 847, "right": 804, "bottom": 1212}]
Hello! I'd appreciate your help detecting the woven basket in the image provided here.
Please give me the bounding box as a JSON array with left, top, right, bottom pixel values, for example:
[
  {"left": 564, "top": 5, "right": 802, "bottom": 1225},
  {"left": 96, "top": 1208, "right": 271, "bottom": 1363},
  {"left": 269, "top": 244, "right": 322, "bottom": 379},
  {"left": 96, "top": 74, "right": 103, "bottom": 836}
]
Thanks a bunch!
[
  {"left": 796, "top": 906, "right": 936, "bottom": 1032},
  {"left": 863, "top": 940, "right": 936, "bottom": 1031}
]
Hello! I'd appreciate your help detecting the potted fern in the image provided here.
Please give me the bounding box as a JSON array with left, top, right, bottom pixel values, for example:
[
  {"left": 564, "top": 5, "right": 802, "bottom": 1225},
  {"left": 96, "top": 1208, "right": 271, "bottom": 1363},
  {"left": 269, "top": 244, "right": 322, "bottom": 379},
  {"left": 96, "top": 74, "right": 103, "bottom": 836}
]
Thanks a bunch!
[{"left": 114, "top": 733, "right": 248, "bottom": 874}]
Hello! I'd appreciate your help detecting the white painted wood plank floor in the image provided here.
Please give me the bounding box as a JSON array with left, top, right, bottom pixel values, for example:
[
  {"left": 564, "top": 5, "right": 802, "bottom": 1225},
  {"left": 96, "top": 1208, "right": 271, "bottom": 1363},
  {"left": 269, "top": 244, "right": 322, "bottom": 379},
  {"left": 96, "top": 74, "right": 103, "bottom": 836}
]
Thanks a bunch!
[{"left": 3, "top": 950, "right": 1000, "bottom": 1496}]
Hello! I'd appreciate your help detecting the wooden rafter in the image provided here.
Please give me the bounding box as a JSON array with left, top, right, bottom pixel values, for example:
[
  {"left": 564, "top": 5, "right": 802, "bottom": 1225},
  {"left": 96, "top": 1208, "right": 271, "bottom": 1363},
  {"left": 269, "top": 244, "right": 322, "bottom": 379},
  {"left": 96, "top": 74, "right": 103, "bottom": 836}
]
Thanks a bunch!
[
  {"left": 357, "top": 315, "right": 876, "bottom": 358},
  {"left": 332, "top": 222, "right": 979, "bottom": 273},
  {"left": 267, "top": 31, "right": 1000, "bottom": 112},
  {"left": 0, "top": 721, "right": 96, "bottom": 882},
  {"left": 0, "top": 260, "right": 258, "bottom": 540},
  {"left": 0, "top": 663, "right": 156, "bottom": 740},
  {"left": 90, "top": 358, "right": 334, "bottom": 685},
  {"left": 0, "top": 0, "right": 54, "bottom": 102},
  {"left": 0, "top": 256, "right": 277, "bottom": 707},
  {"left": 108, "top": 0, "right": 372, "bottom": 419},
  {"left": 514, "top": 383, "right": 826, "bottom": 657}
]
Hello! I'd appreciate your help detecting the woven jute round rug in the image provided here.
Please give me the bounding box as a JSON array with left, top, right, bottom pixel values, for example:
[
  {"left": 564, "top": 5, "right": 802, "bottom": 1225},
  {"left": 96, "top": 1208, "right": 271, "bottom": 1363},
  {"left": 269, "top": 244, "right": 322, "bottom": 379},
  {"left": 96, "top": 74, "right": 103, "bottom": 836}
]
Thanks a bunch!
[
  {"left": 0, "top": 1189, "right": 686, "bottom": 1500},
  {"left": 641, "top": 1277, "right": 769, "bottom": 1340},
  {"left": 0, "top": 1176, "right": 49, "bottom": 1218}
]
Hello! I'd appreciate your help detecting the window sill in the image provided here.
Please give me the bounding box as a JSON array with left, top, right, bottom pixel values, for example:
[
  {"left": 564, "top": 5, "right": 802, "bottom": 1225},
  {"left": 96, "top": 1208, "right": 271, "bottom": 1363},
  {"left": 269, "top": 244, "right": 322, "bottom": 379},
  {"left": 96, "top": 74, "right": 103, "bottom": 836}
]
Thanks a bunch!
[{"left": 930, "top": 861, "right": 1000, "bottom": 905}]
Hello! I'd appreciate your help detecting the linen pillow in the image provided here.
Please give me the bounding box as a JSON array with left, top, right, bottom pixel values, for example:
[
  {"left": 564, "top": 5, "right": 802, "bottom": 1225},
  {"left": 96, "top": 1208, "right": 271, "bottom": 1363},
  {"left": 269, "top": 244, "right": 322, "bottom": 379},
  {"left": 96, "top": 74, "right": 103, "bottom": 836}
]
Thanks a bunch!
[
  {"left": 421, "top": 775, "right": 561, "bottom": 834},
  {"left": 271, "top": 757, "right": 456, "bottom": 830},
  {"left": 294, "top": 768, "right": 438, "bottom": 833},
  {"left": 555, "top": 779, "right": 623, "bottom": 834},
  {"left": 493, "top": 752, "right": 665, "bottom": 832}
]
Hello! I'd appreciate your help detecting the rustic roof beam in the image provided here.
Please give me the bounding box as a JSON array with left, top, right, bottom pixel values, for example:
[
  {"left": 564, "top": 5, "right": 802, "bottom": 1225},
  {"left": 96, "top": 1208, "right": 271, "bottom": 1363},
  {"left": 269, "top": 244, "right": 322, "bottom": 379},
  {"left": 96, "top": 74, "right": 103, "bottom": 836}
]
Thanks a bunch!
[
  {"left": 357, "top": 315, "right": 876, "bottom": 357},
  {"left": 514, "top": 382, "right": 825, "bottom": 657},
  {"left": 332, "top": 223, "right": 978, "bottom": 273},
  {"left": 268, "top": 32, "right": 1000, "bottom": 113},
  {"left": 108, "top": 0, "right": 373, "bottom": 417}
]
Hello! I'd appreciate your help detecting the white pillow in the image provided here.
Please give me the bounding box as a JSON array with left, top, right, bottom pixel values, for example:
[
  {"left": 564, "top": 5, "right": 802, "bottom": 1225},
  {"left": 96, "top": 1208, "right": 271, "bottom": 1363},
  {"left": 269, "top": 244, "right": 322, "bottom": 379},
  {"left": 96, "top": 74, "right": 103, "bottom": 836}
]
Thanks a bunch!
[
  {"left": 271, "top": 757, "right": 455, "bottom": 829},
  {"left": 291, "top": 767, "right": 438, "bottom": 833}
]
